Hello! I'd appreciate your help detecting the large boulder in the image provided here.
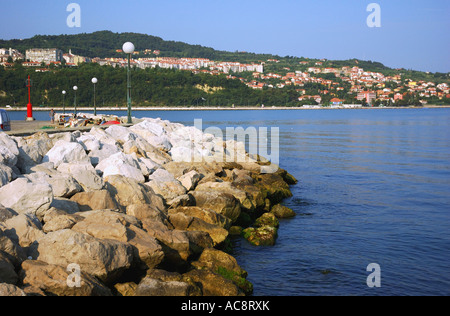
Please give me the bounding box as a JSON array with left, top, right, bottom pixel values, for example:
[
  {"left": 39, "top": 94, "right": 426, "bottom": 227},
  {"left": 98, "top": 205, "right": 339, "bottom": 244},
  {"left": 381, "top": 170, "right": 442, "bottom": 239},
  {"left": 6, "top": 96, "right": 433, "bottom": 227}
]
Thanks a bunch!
[
  {"left": 48, "top": 198, "right": 81, "bottom": 215},
  {"left": 0, "top": 164, "right": 15, "bottom": 188},
  {"left": 190, "top": 190, "right": 241, "bottom": 223},
  {"left": 168, "top": 212, "right": 229, "bottom": 246},
  {"left": 126, "top": 225, "right": 165, "bottom": 270},
  {"left": 104, "top": 125, "right": 137, "bottom": 143},
  {"left": 15, "top": 132, "right": 54, "bottom": 172},
  {"left": 168, "top": 206, "right": 231, "bottom": 230},
  {"left": 57, "top": 163, "right": 104, "bottom": 192},
  {"left": 0, "top": 283, "right": 26, "bottom": 296},
  {"left": 0, "top": 213, "right": 45, "bottom": 248},
  {"left": 42, "top": 208, "right": 84, "bottom": 233},
  {"left": 88, "top": 143, "right": 121, "bottom": 166},
  {"left": 195, "top": 181, "right": 255, "bottom": 212},
  {"left": 130, "top": 119, "right": 172, "bottom": 151},
  {"left": 0, "top": 146, "right": 17, "bottom": 169},
  {"left": 253, "top": 173, "right": 293, "bottom": 205},
  {"left": 96, "top": 152, "right": 145, "bottom": 183},
  {"left": 271, "top": 204, "right": 296, "bottom": 219},
  {"left": 0, "top": 252, "right": 18, "bottom": 284},
  {"left": 163, "top": 161, "right": 225, "bottom": 179},
  {"left": 71, "top": 209, "right": 139, "bottom": 242},
  {"left": 20, "top": 260, "right": 112, "bottom": 296},
  {"left": 0, "top": 204, "right": 16, "bottom": 223},
  {"left": 135, "top": 277, "right": 198, "bottom": 296},
  {"left": 71, "top": 209, "right": 164, "bottom": 270},
  {"left": 0, "top": 228, "right": 27, "bottom": 267},
  {"left": 25, "top": 170, "right": 82, "bottom": 199},
  {"left": 192, "top": 248, "right": 247, "bottom": 278},
  {"left": 126, "top": 204, "right": 168, "bottom": 224},
  {"left": 183, "top": 269, "right": 244, "bottom": 296},
  {"left": 254, "top": 212, "right": 279, "bottom": 228},
  {"left": 177, "top": 170, "right": 201, "bottom": 191},
  {"left": 104, "top": 175, "right": 166, "bottom": 212},
  {"left": 142, "top": 220, "right": 192, "bottom": 267},
  {"left": 42, "top": 140, "right": 90, "bottom": 168},
  {"left": 191, "top": 248, "right": 252, "bottom": 295},
  {"left": 0, "top": 133, "right": 19, "bottom": 167},
  {"left": 30, "top": 229, "right": 134, "bottom": 283},
  {"left": 242, "top": 226, "right": 278, "bottom": 246},
  {"left": 70, "top": 190, "right": 120, "bottom": 212},
  {"left": 145, "top": 169, "right": 187, "bottom": 202},
  {"left": 0, "top": 178, "right": 53, "bottom": 215}
]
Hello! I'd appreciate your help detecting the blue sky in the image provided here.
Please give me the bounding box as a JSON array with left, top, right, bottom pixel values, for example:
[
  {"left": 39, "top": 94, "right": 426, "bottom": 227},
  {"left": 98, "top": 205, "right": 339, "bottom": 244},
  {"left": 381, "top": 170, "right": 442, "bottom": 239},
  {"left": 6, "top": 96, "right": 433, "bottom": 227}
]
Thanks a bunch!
[{"left": 1, "top": 0, "right": 449, "bottom": 72}]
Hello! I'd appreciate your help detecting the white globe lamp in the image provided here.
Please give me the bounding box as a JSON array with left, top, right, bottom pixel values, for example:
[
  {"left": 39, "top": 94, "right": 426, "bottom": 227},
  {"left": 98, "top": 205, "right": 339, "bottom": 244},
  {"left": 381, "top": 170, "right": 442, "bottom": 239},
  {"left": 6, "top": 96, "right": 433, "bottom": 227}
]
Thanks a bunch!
[{"left": 123, "top": 42, "right": 135, "bottom": 54}]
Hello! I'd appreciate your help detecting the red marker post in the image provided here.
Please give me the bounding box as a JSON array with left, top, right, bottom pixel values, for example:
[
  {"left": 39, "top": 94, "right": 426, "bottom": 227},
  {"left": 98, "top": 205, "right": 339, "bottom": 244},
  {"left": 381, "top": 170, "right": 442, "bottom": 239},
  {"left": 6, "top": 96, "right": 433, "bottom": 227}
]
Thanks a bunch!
[{"left": 26, "top": 75, "right": 35, "bottom": 121}]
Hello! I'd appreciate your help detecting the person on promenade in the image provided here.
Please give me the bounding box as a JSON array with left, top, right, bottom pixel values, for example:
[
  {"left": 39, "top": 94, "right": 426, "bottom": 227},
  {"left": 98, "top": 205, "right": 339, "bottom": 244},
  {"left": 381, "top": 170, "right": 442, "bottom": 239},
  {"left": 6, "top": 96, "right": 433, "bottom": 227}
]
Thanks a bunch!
[{"left": 50, "top": 109, "right": 55, "bottom": 124}]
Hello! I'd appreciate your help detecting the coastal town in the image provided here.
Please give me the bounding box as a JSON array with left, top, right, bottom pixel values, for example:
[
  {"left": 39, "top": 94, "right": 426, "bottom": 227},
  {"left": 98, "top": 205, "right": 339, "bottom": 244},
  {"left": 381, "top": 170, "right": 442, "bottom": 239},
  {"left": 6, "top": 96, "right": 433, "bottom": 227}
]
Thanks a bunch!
[{"left": 1, "top": 47, "right": 449, "bottom": 107}]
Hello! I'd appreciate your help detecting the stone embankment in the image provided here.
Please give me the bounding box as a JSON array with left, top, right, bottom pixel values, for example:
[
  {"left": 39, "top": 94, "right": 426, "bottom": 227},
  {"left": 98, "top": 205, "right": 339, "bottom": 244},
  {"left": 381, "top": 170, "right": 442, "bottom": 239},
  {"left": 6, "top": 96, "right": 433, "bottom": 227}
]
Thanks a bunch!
[{"left": 0, "top": 116, "right": 296, "bottom": 296}]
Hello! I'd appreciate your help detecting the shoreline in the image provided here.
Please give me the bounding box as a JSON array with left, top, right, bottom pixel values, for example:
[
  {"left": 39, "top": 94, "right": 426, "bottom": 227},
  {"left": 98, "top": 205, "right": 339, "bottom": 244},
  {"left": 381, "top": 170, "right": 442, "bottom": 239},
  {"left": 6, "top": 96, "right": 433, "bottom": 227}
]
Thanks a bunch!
[
  {"left": 2, "top": 105, "right": 450, "bottom": 112},
  {"left": 0, "top": 117, "right": 297, "bottom": 297}
]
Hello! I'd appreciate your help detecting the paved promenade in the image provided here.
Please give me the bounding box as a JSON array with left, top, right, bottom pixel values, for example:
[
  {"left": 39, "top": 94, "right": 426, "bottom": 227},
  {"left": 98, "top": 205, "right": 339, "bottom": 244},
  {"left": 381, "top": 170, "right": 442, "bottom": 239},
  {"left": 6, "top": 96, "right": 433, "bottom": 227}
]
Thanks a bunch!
[{"left": 6, "top": 120, "right": 133, "bottom": 137}]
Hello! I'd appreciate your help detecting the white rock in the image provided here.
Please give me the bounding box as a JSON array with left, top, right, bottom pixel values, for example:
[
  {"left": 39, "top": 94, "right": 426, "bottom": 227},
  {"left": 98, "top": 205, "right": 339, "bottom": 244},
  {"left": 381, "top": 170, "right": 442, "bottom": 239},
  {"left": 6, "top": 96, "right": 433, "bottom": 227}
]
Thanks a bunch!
[
  {"left": 88, "top": 143, "right": 121, "bottom": 166},
  {"left": 0, "top": 164, "right": 14, "bottom": 188},
  {"left": 177, "top": 170, "right": 202, "bottom": 191},
  {"left": 88, "top": 126, "right": 120, "bottom": 147},
  {"left": 0, "top": 178, "right": 53, "bottom": 215},
  {"left": 131, "top": 120, "right": 165, "bottom": 137},
  {"left": 77, "top": 134, "right": 101, "bottom": 152},
  {"left": 15, "top": 133, "right": 54, "bottom": 172},
  {"left": 24, "top": 171, "right": 82, "bottom": 199},
  {"left": 96, "top": 152, "right": 142, "bottom": 173},
  {"left": 170, "top": 147, "right": 195, "bottom": 163},
  {"left": 103, "top": 162, "right": 145, "bottom": 184},
  {"left": 138, "top": 158, "right": 160, "bottom": 175},
  {"left": 145, "top": 169, "right": 186, "bottom": 201},
  {"left": 42, "top": 140, "right": 90, "bottom": 168},
  {"left": 0, "top": 146, "right": 17, "bottom": 168},
  {"left": 0, "top": 133, "right": 19, "bottom": 156},
  {"left": 57, "top": 163, "right": 104, "bottom": 192},
  {"left": 105, "top": 125, "right": 137, "bottom": 143}
]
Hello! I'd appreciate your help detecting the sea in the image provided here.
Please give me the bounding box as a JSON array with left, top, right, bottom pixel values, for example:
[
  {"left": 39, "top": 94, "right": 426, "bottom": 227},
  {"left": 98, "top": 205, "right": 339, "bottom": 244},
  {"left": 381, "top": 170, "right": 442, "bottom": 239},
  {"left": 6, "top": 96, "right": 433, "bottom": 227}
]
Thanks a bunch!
[{"left": 8, "top": 108, "right": 450, "bottom": 296}]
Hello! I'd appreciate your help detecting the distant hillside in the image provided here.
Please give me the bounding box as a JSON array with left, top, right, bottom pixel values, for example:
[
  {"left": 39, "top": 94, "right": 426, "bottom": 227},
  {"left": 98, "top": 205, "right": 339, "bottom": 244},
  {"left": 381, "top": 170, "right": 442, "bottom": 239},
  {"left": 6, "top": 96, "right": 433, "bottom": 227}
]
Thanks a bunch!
[
  {"left": 3, "top": 30, "right": 449, "bottom": 80},
  {"left": 0, "top": 30, "right": 278, "bottom": 62},
  {"left": 1, "top": 31, "right": 449, "bottom": 108}
]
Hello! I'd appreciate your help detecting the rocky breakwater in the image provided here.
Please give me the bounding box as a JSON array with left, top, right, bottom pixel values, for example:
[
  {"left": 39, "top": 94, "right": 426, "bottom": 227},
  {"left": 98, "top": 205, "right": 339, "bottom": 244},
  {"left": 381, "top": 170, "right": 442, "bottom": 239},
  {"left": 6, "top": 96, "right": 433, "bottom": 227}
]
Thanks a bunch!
[{"left": 0, "top": 117, "right": 297, "bottom": 296}]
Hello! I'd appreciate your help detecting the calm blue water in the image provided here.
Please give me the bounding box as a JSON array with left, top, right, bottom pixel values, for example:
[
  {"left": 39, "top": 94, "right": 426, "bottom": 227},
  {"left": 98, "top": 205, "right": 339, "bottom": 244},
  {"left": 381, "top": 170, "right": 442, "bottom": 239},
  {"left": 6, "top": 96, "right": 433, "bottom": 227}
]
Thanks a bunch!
[{"left": 8, "top": 108, "right": 450, "bottom": 296}]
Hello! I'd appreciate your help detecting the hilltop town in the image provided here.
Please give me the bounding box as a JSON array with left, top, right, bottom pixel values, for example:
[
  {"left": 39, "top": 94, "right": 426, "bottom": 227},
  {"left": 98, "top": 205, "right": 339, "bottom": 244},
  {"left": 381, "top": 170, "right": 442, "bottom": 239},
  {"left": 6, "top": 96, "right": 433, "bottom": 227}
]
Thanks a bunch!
[{"left": 1, "top": 41, "right": 449, "bottom": 107}]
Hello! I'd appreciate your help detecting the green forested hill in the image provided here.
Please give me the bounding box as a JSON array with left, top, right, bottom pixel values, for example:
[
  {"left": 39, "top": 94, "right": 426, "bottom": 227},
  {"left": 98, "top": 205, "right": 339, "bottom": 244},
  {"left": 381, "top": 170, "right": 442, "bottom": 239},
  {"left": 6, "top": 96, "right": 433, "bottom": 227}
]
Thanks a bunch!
[
  {"left": 0, "top": 63, "right": 301, "bottom": 108},
  {"left": 0, "top": 31, "right": 278, "bottom": 62}
]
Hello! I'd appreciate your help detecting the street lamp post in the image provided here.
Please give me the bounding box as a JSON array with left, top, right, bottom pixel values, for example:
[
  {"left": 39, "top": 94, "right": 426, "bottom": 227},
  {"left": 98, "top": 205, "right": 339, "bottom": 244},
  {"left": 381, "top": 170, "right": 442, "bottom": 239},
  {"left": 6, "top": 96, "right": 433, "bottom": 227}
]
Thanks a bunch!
[
  {"left": 62, "top": 90, "right": 66, "bottom": 114},
  {"left": 91, "top": 77, "right": 98, "bottom": 116},
  {"left": 73, "top": 86, "right": 78, "bottom": 117},
  {"left": 123, "top": 42, "right": 135, "bottom": 124}
]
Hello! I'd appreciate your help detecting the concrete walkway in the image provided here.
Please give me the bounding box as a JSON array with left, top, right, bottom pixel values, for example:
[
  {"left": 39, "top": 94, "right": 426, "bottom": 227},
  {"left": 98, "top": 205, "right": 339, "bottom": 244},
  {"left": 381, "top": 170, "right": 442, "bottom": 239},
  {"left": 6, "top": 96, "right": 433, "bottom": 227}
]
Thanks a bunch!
[{"left": 5, "top": 120, "right": 133, "bottom": 137}]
